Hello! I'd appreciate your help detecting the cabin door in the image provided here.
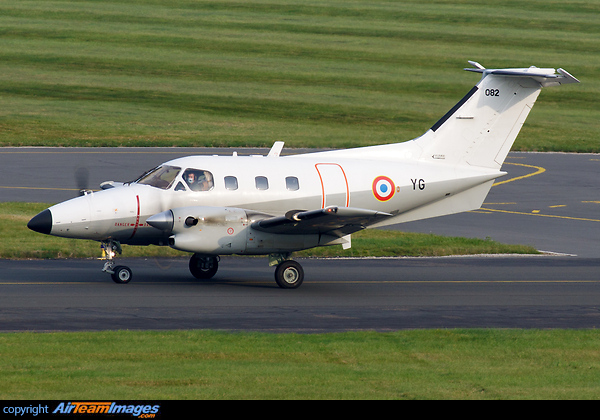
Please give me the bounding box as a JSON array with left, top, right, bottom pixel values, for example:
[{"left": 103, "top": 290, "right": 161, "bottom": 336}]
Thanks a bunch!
[{"left": 315, "top": 163, "right": 349, "bottom": 208}]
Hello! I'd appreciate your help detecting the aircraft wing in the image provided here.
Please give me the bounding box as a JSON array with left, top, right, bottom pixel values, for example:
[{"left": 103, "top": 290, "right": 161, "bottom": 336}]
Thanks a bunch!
[{"left": 250, "top": 206, "right": 392, "bottom": 236}]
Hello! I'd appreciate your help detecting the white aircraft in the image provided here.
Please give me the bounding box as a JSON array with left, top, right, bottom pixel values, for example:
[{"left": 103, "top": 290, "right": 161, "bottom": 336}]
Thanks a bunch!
[{"left": 28, "top": 62, "right": 579, "bottom": 288}]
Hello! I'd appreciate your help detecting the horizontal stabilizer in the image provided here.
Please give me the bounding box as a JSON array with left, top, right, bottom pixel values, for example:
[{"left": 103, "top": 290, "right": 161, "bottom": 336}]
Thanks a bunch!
[{"left": 464, "top": 63, "right": 580, "bottom": 87}]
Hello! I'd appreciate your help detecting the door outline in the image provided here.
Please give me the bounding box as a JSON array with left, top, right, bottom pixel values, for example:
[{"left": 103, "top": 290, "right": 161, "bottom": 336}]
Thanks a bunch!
[{"left": 315, "top": 163, "right": 349, "bottom": 208}]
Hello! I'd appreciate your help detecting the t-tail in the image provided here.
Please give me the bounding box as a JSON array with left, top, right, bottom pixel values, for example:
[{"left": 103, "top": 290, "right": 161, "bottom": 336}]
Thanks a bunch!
[
  {"left": 412, "top": 61, "right": 580, "bottom": 169},
  {"left": 350, "top": 61, "right": 580, "bottom": 227}
]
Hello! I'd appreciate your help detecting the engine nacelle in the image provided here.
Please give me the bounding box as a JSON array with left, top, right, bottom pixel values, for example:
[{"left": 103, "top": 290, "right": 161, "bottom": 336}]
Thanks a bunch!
[
  {"left": 147, "top": 206, "right": 325, "bottom": 255},
  {"left": 168, "top": 206, "right": 248, "bottom": 254}
]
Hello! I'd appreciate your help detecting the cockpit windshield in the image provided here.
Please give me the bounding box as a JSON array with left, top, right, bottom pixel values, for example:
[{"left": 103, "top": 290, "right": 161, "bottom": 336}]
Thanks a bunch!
[{"left": 135, "top": 165, "right": 181, "bottom": 190}]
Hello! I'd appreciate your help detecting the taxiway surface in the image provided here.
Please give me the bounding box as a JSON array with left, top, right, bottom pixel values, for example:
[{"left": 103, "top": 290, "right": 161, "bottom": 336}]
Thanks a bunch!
[{"left": 1, "top": 256, "right": 600, "bottom": 331}]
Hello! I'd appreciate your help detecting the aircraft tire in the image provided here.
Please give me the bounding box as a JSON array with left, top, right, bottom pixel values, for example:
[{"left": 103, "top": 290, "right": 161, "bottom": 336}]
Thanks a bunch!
[
  {"left": 274, "top": 260, "right": 304, "bottom": 289},
  {"left": 189, "top": 254, "right": 219, "bottom": 279},
  {"left": 111, "top": 265, "right": 133, "bottom": 284}
]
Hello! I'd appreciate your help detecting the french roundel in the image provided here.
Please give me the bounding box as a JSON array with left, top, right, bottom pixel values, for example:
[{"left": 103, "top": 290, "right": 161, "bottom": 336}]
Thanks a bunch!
[{"left": 372, "top": 176, "right": 396, "bottom": 201}]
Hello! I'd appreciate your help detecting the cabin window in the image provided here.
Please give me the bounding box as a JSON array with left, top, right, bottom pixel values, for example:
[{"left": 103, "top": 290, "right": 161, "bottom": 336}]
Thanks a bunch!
[
  {"left": 255, "top": 176, "right": 269, "bottom": 190},
  {"left": 286, "top": 176, "right": 299, "bottom": 191},
  {"left": 224, "top": 176, "right": 238, "bottom": 190},
  {"left": 136, "top": 165, "right": 181, "bottom": 190},
  {"left": 183, "top": 169, "right": 214, "bottom": 192}
]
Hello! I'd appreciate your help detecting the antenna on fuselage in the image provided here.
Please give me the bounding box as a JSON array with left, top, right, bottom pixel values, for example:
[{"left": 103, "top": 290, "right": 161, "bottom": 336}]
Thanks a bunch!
[{"left": 267, "top": 141, "right": 284, "bottom": 158}]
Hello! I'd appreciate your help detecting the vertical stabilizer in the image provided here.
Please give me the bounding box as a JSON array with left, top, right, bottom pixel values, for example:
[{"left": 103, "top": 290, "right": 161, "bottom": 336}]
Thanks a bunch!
[{"left": 414, "top": 63, "right": 579, "bottom": 170}]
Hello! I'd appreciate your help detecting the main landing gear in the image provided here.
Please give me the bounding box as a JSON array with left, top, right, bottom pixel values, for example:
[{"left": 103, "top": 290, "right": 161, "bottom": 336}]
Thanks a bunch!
[
  {"left": 189, "top": 254, "right": 219, "bottom": 280},
  {"left": 100, "top": 240, "right": 133, "bottom": 284},
  {"left": 270, "top": 253, "right": 304, "bottom": 289},
  {"left": 188, "top": 253, "right": 304, "bottom": 289},
  {"left": 274, "top": 260, "right": 304, "bottom": 289}
]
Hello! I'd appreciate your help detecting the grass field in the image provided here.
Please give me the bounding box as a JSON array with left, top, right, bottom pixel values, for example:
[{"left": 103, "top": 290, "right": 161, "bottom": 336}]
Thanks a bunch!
[
  {"left": 0, "top": 0, "right": 595, "bottom": 151},
  {"left": 3, "top": 329, "right": 600, "bottom": 400}
]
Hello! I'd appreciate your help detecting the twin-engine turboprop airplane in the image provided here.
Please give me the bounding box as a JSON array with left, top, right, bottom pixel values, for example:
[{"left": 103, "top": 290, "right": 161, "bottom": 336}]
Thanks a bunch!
[{"left": 28, "top": 62, "right": 579, "bottom": 288}]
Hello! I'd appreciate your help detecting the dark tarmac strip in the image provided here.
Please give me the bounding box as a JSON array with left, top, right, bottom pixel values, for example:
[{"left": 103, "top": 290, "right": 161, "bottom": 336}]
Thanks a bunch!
[{"left": 1, "top": 256, "right": 599, "bottom": 332}]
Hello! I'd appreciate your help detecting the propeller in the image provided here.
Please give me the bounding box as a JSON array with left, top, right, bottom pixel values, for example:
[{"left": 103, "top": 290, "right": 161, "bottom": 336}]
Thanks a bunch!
[{"left": 75, "top": 167, "right": 90, "bottom": 196}]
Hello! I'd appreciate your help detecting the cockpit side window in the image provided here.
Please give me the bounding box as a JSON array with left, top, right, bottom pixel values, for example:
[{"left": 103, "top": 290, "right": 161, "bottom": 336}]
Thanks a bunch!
[
  {"left": 183, "top": 169, "right": 214, "bottom": 192},
  {"left": 136, "top": 165, "right": 181, "bottom": 190}
]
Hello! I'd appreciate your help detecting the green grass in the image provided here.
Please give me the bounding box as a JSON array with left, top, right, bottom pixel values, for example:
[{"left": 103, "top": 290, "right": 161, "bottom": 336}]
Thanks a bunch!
[
  {"left": 0, "top": 0, "right": 595, "bottom": 151},
  {"left": 297, "top": 228, "right": 538, "bottom": 257},
  {"left": 2, "top": 329, "right": 600, "bottom": 399},
  {"left": 2, "top": 202, "right": 538, "bottom": 259}
]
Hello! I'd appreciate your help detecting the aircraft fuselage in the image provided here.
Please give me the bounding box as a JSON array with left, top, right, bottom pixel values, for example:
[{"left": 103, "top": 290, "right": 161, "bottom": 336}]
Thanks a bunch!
[{"left": 37, "top": 152, "right": 502, "bottom": 253}]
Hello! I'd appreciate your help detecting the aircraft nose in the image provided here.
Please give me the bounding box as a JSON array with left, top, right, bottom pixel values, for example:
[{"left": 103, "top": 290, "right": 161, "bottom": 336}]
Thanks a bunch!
[{"left": 27, "top": 209, "right": 53, "bottom": 235}]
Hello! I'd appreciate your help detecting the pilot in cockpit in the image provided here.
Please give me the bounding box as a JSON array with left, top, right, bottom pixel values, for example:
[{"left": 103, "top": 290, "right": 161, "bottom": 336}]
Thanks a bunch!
[
  {"left": 185, "top": 171, "right": 198, "bottom": 187},
  {"left": 183, "top": 169, "right": 213, "bottom": 192}
]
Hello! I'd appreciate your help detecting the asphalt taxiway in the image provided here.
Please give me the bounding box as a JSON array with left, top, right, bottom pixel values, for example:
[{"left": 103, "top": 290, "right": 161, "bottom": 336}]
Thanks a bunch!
[
  {"left": 1, "top": 148, "right": 599, "bottom": 331},
  {"left": 1, "top": 256, "right": 600, "bottom": 332},
  {"left": 401, "top": 152, "right": 600, "bottom": 258}
]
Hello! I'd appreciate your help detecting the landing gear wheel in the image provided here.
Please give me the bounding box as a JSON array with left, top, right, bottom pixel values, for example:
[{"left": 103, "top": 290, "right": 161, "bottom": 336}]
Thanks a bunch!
[
  {"left": 274, "top": 260, "right": 304, "bottom": 289},
  {"left": 111, "top": 265, "right": 132, "bottom": 284},
  {"left": 189, "top": 254, "right": 219, "bottom": 279}
]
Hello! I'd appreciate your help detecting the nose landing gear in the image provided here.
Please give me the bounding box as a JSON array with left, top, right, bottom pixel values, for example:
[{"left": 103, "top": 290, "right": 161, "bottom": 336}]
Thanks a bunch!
[
  {"left": 100, "top": 240, "right": 132, "bottom": 284},
  {"left": 111, "top": 265, "right": 133, "bottom": 284}
]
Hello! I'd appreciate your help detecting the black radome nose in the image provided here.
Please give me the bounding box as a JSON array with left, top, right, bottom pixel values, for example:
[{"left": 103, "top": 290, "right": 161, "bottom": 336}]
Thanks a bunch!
[{"left": 27, "top": 209, "right": 53, "bottom": 235}]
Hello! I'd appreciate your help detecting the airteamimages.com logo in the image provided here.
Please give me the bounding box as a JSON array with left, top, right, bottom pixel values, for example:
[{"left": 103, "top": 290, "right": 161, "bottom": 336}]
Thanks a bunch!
[
  {"left": 3, "top": 402, "right": 161, "bottom": 418},
  {"left": 53, "top": 402, "right": 160, "bottom": 417}
]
